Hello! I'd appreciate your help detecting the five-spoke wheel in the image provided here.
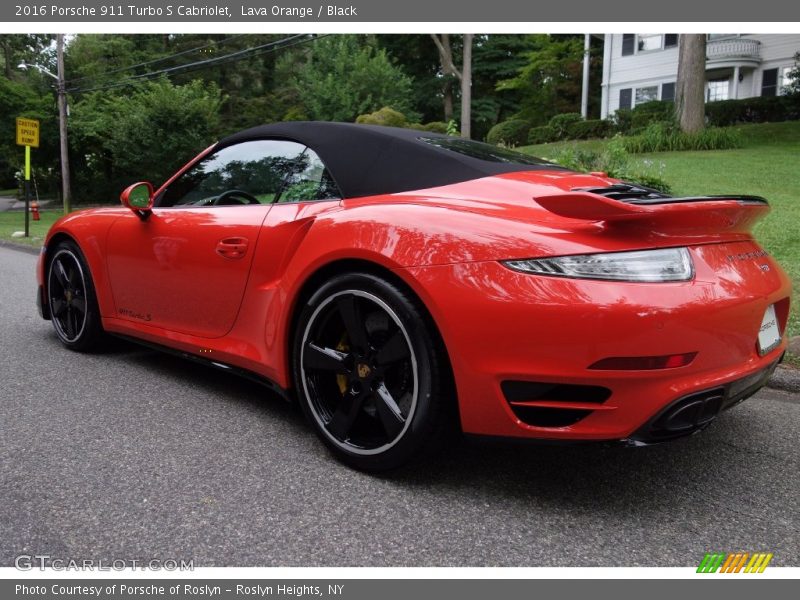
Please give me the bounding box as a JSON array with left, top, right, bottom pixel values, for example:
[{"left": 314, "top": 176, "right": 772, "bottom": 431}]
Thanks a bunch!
[
  {"left": 47, "top": 241, "right": 104, "bottom": 351},
  {"left": 293, "top": 273, "right": 451, "bottom": 471}
]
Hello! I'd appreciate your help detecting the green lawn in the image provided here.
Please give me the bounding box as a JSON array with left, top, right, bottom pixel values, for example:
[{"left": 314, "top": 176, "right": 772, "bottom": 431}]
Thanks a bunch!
[
  {"left": 0, "top": 210, "right": 62, "bottom": 247},
  {"left": 522, "top": 121, "right": 800, "bottom": 342}
]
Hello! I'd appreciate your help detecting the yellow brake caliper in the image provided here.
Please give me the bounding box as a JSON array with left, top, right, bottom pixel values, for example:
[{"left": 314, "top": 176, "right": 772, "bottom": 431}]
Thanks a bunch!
[{"left": 336, "top": 332, "right": 349, "bottom": 395}]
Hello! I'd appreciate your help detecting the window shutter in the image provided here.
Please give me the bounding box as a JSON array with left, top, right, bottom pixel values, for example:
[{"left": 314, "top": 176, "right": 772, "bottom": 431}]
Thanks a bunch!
[
  {"left": 761, "top": 68, "right": 778, "bottom": 97},
  {"left": 664, "top": 34, "right": 679, "bottom": 48},
  {"left": 619, "top": 88, "right": 632, "bottom": 110},
  {"left": 661, "top": 82, "right": 676, "bottom": 102},
  {"left": 622, "top": 34, "right": 635, "bottom": 56}
]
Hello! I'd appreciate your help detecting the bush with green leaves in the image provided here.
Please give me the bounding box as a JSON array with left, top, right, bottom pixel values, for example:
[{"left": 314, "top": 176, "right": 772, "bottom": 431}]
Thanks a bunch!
[
  {"left": 527, "top": 125, "right": 558, "bottom": 145},
  {"left": 565, "top": 119, "right": 612, "bottom": 140},
  {"left": 415, "top": 121, "right": 449, "bottom": 134},
  {"left": 276, "top": 35, "right": 418, "bottom": 123},
  {"left": 70, "top": 78, "right": 223, "bottom": 202},
  {"left": 705, "top": 96, "right": 800, "bottom": 126},
  {"left": 548, "top": 112, "right": 583, "bottom": 139},
  {"left": 611, "top": 108, "right": 633, "bottom": 134},
  {"left": 486, "top": 119, "right": 531, "bottom": 146},
  {"left": 621, "top": 122, "right": 742, "bottom": 153},
  {"left": 551, "top": 135, "right": 671, "bottom": 193},
  {"left": 355, "top": 106, "right": 409, "bottom": 127},
  {"left": 630, "top": 100, "right": 675, "bottom": 130}
]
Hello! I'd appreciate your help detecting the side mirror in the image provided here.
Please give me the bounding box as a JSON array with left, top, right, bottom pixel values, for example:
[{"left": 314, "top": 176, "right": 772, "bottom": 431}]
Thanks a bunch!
[{"left": 120, "top": 182, "right": 154, "bottom": 219}]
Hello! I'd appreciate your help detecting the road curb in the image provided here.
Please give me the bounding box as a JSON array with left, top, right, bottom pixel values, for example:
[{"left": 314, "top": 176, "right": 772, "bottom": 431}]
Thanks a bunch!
[
  {"left": 0, "top": 239, "right": 40, "bottom": 256},
  {"left": 768, "top": 365, "right": 800, "bottom": 394}
]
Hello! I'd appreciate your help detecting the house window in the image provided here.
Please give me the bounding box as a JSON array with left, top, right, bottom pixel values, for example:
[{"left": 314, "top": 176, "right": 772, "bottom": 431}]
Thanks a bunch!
[
  {"left": 622, "top": 34, "right": 635, "bottom": 56},
  {"left": 706, "top": 79, "right": 729, "bottom": 102},
  {"left": 780, "top": 66, "right": 796, "bottom": 94},
  {"left": 762, "top": 68, "right": 778, "bottom": 96},
  {"left": 635, "top": 86, "right": 659, "bottom": 105},
  {"left": 664, "top": 34, "right": 679, "bottom": 48},
  {"left": 637, "top": 34, "right": 663, "bottom": 52},
  {"left": 661, "top": 82, "right": 676, "bottom": 102},
  {"left": 619, "top": 88, "right": 632, "bottom": 110}
]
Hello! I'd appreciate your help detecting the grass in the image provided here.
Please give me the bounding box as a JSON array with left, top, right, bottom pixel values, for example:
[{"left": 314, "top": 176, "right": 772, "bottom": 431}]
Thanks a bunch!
[
  {"left": 522, "top": 121, "right": 800, "bottom": 343},
  {"left": 0, "top": 210, "right": 62, "bottom": 247},
  {"left": 0, "top": 188, "right": 19, "bottom": 197}
]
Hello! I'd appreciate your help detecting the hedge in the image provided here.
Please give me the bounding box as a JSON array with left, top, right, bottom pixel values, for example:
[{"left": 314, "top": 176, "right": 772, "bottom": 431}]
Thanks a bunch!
[
  {"left": 705, "top": 95, "right": 800, "bottom": 126},
  {"left": 486, "top": 119, "right": 531, "bottom": 146},
  {"left": 548, "top": 112, "right": 583, "bottom": 139},
  {"left": 565, "top": 119, "right": 612, "bottom": 140},
  {"left": 527, "top": 125, "right": 558, "bottom": 145}
]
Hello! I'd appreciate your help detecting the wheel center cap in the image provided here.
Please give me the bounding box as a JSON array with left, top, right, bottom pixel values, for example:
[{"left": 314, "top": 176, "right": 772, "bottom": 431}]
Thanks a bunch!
[
  {"left": 356, "top": 363, "right": 371, "bottom": 379},
  {"left": 65, "top": 290, "right": 73, "bottom": 302}
]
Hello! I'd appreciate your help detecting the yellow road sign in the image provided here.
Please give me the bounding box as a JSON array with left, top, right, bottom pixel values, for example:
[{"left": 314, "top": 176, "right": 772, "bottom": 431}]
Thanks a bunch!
[{"left": 16, "top": 117, "right": 40, "bottom": 148}]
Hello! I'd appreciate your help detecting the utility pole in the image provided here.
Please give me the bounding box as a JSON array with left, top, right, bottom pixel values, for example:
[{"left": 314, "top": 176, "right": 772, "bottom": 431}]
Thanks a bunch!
[{"left": 56, "top": 34, "right": 71, "bottom": 214}]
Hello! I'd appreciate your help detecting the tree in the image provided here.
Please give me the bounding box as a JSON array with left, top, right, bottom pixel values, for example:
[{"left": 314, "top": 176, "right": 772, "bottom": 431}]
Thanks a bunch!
[
  {"left": 497, "top": 35, "right": 586, "bottom": 126},
  {"left": 675, "top": 34, "right": 707, "bottom": 133},
  {"left": 431, "top": 34, "right": 473, "bottom": 138},
  {"left": 461, "top": 34, "right": 473, "bottom": 139},
  {"left": 277, "top": 35, "right": 416, "bottom": 123},
  {"left": 70, "top": 79, "right": 223, "bottom": 200}
]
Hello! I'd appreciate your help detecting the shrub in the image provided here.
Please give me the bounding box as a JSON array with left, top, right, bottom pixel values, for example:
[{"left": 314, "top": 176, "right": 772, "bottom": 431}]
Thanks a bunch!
[
  {"left": 622, "top": 122, "right": 742, "bottom": 153},
  {"left": 548, "top": 112, "right": 583, "bottom": 139},
  {"left": 486, "top": 119, "right": 531, "bottom": 146},
  {"left": 705, "top": 96, "right": 799, "bottom": 126},
  {"left": 551, "top": 135, "right": 672, "bottom": 194},
  {"left": 611, "top": 108, "right": 633, "bottom": 134},
  {"left": 415, "top": 121, "right": 449, "bottom": 134},
  {"left": 566, "top": 119, "right": 612, "bottom": 140},
  {"left": 631, "top": 100, "right": 675, "bottom": 130},
  {"left": 355, "top": 106, "right": 409, "bottom": 128},
  {"left": 527, "top": 125, "right": 558, "bottom": 145}
]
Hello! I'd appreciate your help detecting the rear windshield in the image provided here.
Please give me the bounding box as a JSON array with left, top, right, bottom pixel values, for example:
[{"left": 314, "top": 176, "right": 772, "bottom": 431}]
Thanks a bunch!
[{"left": 419, "top": 136, "right": 561, "bottom": 167}]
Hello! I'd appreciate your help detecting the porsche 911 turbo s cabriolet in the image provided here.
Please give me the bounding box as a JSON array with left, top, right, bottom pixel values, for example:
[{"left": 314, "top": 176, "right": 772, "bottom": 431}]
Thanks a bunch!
[{"left": 36, "top": 122, "right": 791, "bottom": 471}]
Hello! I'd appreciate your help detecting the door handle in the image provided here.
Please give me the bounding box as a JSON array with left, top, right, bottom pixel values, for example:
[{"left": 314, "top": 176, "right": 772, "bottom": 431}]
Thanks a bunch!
[{"left": 216, "top": 237, "right": 249, "bottom": 259}]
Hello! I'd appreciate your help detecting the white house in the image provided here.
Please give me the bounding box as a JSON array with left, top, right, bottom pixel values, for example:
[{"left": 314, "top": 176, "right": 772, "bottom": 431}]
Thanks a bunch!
[{"left": 598, "top": 34, "right": 800, "bottom": 118}]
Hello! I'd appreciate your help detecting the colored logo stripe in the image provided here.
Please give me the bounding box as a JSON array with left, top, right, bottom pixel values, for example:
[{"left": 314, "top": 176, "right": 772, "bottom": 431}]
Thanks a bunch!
[{"left": 698, "top": 552, "right": 773, "bottom": 573}]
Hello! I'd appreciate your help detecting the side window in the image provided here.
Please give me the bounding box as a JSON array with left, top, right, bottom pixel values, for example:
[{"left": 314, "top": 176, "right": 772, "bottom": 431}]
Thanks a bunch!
[
  {"left": 158, "top": 139, "right": 307, "bottom": 207},
  {"left": 276, "top": 147, "right": 342, "bottom": 203}
]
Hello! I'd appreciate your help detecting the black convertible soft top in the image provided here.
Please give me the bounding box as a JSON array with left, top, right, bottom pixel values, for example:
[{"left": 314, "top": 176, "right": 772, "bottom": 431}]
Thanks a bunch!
[{"left": 217, "top": 121, "right": 564, "bottom": 199}]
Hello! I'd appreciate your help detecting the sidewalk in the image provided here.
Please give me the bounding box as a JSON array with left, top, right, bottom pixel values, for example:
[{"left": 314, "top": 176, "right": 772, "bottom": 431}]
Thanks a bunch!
[{"left": 0, "top": 196, "right": 55, "bottom": 212}]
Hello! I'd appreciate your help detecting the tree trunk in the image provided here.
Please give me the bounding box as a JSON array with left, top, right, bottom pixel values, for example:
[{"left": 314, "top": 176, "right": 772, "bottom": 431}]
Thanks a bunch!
[
  {"left": 675, "top": 34, "right": 707, "bottom": 133},
  {"left": 430, "top": 34, "right": 461, "bottom": 123},
  {"left": 460, "top": 34, "right": 473, "bottom": 139}
]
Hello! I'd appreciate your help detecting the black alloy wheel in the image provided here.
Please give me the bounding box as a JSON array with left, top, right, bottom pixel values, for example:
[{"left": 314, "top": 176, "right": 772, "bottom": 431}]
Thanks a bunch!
[
  {"left": 47, "top": 240, "right": 105, "bottom": 351},
  {"left": 293, "top": 273, "right": 452, "bottom": 471}
]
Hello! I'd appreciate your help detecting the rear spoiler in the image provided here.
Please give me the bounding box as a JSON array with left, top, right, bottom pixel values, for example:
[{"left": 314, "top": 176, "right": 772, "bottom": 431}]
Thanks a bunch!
[{"left": 534, "top": 192, "right": 770, "bottom": 235}]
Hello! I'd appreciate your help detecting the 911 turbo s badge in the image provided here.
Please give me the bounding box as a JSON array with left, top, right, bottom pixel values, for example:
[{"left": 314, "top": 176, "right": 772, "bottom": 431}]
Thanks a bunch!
[{"left": 119, "top": 307, "right": 152, "bottom": 322}]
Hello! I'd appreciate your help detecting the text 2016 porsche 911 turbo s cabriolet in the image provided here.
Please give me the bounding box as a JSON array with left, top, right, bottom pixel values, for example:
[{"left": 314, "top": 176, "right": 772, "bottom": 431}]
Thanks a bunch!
[{"left": 36, "top": 122, "right": 791, "bottom": 471}]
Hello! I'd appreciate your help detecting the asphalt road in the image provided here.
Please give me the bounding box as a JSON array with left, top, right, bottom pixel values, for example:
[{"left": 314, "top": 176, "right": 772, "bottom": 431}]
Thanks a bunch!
[{"left": 1, "top": 245, "right": 798, "bottom": 567}]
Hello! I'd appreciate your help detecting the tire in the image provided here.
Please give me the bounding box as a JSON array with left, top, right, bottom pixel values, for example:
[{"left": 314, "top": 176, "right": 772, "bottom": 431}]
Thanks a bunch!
[
  {"left": 46, "top": 240, "right": 105, "bottom": 352},
  {"left": 292, "top": 272, "right": 453, "bottom": 472}
]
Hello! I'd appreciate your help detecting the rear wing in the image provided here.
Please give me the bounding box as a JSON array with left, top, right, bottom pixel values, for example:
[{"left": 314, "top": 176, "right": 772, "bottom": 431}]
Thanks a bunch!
[{"left": 534, "top": 188, "right": 769, "bottom": 235}]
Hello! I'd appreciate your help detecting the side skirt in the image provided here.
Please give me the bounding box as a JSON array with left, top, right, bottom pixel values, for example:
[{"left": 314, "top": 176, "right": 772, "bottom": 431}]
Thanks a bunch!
[{"left": 110, "top": 333, "right": 292, "bottom": 403}]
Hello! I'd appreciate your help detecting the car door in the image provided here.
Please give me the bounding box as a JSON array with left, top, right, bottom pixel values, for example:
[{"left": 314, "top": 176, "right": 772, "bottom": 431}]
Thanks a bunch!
[{"left": 106, "top": 139, "right": 310, "bottom": 338}]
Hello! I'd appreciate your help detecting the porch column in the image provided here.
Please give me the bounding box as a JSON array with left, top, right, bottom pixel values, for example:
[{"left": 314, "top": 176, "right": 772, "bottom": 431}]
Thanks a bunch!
[
  {"left": 733, "top": 65, "right": 740, "bottom": 99},
  {"left": 581, "top": 33, "right": 591, "bottom": 119}
]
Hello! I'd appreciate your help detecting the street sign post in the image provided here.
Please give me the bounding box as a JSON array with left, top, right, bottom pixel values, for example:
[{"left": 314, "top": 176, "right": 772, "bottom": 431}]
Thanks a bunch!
[{"left": 16, "top": 117, "right": 39, "bottom": 238}]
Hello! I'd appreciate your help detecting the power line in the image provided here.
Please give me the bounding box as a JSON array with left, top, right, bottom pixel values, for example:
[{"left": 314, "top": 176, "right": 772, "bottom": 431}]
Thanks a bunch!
[
  {"left": 67, "top": 34, "right": 321, "bottom": 94},
  {"left": 66, "top": 34, "right": 248, "bottom": 86}
]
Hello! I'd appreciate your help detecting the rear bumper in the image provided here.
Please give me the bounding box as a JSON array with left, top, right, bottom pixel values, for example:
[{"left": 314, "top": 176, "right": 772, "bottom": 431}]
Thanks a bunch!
[
  {"left": 624, "top": 354, "right": 782, "bottom": 445},
  {"left": 404, "top": 240, "right": 791, "bottom": 442}
]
